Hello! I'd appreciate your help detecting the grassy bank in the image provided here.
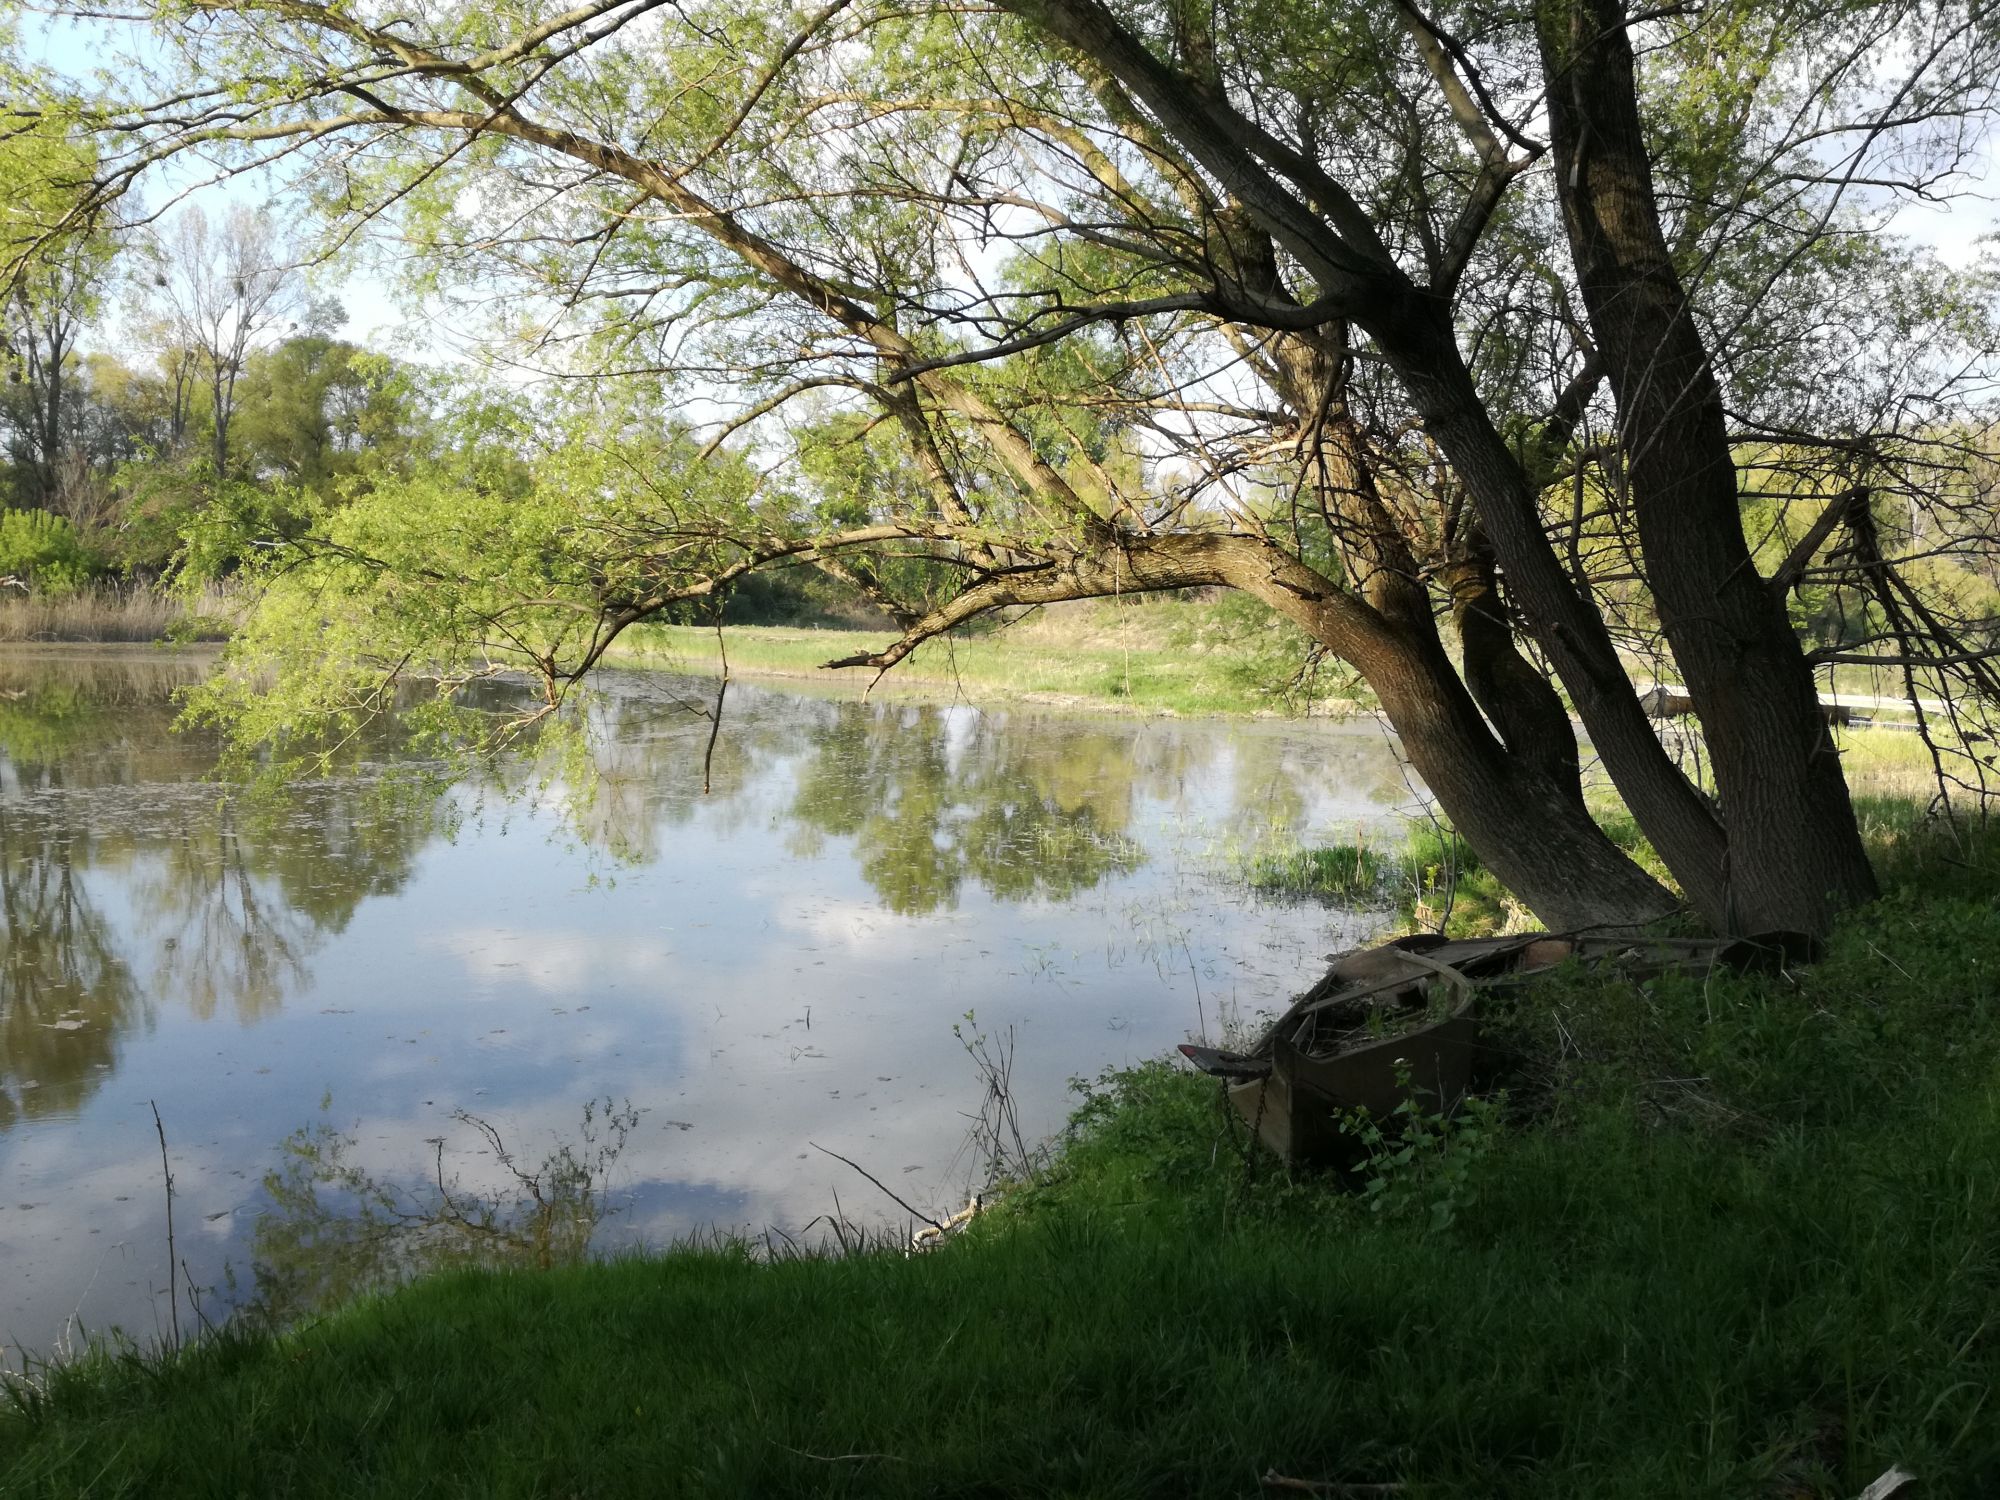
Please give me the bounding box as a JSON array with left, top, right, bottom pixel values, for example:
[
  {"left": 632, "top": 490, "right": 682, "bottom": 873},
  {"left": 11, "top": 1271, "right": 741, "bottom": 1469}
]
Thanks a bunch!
[
  {"left": 6, "top": 812, "right": 1999, "bottom": 1497},
  {"left": 620, "top": 595, "right": 1369, "bottom": 716},
  {"left": 0, "top": 583, "right": 238, "bottom": 643}
]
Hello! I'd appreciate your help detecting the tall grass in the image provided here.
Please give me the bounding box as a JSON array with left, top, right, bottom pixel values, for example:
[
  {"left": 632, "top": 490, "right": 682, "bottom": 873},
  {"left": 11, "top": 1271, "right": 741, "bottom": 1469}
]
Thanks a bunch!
[
  {"left": 1243, "top": 840, "right": 1391, "bottom": 903},
  {"left": 1242, "top": 823, "right": 1540, "bottom": 936},
  {"left": 0, "top": 583, "right": 239, "bottom": 643}
]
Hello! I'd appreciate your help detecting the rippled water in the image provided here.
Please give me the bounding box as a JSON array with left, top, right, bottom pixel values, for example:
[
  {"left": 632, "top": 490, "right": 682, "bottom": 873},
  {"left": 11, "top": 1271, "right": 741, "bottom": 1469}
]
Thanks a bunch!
[{"left": 0, "top": 648, "right": 1416, "bottom": 1358}]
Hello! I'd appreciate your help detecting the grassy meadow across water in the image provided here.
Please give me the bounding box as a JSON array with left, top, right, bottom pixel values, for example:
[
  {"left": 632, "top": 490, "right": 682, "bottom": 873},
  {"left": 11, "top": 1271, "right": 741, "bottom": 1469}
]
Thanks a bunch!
[{"left": 620, "top": 595, "right": 1372, "bottom": 718}]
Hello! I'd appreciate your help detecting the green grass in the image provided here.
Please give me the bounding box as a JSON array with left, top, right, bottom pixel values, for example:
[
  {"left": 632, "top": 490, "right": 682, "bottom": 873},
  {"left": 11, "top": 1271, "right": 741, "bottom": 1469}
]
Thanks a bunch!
[
  {"left": 618, "top": 595, "right": 1372, "bottom": 717},
  {"left": 1242, "top": 840, "right": 1392, "bottom": 903},
  {"left": 7, "top": 811, "right": 2000, "bottom": 1498}
]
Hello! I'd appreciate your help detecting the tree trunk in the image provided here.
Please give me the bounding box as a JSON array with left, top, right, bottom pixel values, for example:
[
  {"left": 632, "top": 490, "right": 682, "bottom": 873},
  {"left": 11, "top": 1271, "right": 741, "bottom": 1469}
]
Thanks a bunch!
[
  {"left": 1445, "top": 528, "right": 1583, "bottom": 804},
  {"left": 996, "top": 0, "right": 1748, "bottom": 925},
  {"left": 1217, "top": 545, "right": 1679, "bottom": 931},
  {"left": 1535, "top": 0, "right": 1877, "bottom": 934},
  {"left": 1373, "top": 299, "right": 1737, "bottom": 927}
]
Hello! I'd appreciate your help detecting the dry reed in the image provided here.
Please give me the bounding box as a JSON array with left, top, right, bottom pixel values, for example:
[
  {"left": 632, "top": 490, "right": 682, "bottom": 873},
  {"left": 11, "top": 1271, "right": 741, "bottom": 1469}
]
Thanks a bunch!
[{"left": 0, "top": 583, "right": 239, "bottom": 644}]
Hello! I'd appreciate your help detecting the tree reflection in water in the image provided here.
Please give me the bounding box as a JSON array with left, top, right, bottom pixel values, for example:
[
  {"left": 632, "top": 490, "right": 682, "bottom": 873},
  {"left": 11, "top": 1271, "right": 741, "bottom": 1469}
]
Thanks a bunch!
[
  {"left": 243, "top": 1099, "right": 638, "bottom": 1325},
  {"left": 785, "top": 703, "right": 1177, "bottom": 915},
  {"left": 0, "top": 657, "right": 1349, "bottom": 1134},
  {"left": 0, "top": 796, "right": 141, "bottom": 1130},
  {"left": 0, "top": 653, "right": 442, "bottom": 1124}
]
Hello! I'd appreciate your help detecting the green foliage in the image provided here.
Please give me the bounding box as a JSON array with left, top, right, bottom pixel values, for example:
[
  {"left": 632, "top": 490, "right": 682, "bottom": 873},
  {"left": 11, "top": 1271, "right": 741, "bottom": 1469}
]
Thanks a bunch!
[
  {"left": 0, "top": 508, "right": 98, "bottom": 592},
  {"left": 1337, "top": 1077, "right": 1504, "bottom": 1233},
  {"left": 230, "top": 336, "right": 421, "bottom": 500},
  {"left": 176, "top": 392, "right": 768, "bottom": 771},
  {"left": 1244, "top": 839, "right": 1389, "bottom": 903},
  {"left": 1248, "top": 813, "right": 1674, "bottom": 938}
]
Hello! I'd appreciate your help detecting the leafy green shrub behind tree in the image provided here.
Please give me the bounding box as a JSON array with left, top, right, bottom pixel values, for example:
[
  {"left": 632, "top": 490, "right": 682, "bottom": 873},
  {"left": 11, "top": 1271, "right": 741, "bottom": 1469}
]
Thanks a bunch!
[{"left": 0, "top": 509, "right": 99, "bottom": 593}]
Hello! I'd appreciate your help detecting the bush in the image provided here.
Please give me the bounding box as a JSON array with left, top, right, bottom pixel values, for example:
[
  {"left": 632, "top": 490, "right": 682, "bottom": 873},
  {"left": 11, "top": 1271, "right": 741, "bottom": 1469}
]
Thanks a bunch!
[{"left": 0, "top": 510, "right": 99, "bottom": 595}]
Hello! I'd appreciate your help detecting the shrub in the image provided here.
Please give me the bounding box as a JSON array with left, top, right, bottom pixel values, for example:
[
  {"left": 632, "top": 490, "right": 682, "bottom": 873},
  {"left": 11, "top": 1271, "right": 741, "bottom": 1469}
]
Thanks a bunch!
[{"left": 0, "top": 510, "right": 99, "bottom": 595}]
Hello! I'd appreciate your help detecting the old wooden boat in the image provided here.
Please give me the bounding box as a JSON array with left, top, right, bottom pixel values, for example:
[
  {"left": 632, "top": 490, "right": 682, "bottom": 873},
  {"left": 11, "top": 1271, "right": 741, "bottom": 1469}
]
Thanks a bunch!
[{"left": 1182, "top": 928, "right": 1817, "bottom": 1165}]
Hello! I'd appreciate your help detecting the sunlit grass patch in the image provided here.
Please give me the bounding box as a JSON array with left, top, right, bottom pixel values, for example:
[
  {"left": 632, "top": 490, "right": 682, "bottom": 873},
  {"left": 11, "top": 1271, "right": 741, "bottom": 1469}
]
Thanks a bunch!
[
  {"left": 1244, "top": 840, "right": 1389, "bottom": 902},
  {"left": 1240, "top": 823, "right": 1530, "bottom": 937},
  {"left": 622, "top": 596, "right": 1375, "bottom": 718}
]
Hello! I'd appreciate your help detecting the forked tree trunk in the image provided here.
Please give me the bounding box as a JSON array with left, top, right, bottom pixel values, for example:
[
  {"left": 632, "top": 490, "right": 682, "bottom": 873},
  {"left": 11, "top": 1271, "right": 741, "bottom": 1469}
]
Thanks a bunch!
[
  {"left": 999, "top": 0, "right": 1770, "bottom": 930},
  {"left": 1218, "top": 548, "right": 1679, "bottom": 931},
  {"left": 1374, "top": 304, "right": 1737, "bottom": 927},
  {"left": 1360, "top": 627, "right": 1677, "bottom": 932},
  {"left": 1445, "top": 532, "right": 1582, "bottom": 804},
  {"left": 1535, "top": 0, "right": 1877, "bottom": 933}
]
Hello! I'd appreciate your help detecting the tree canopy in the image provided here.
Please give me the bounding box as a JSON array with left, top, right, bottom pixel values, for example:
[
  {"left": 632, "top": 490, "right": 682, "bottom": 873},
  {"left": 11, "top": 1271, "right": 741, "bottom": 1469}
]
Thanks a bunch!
[{"left": 6, "top": 0, "right": 1999, "bottom": 934}]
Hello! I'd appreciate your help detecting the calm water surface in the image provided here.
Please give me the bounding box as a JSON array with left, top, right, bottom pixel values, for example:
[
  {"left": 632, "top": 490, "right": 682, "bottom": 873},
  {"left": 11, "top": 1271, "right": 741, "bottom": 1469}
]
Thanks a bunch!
[{"left": 0, "top": 648, "right": 1415, "bottom": 1357}]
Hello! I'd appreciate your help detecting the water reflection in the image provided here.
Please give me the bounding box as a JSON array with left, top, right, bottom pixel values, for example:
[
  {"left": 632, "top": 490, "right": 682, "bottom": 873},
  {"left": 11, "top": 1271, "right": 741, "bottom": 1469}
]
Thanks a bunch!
[
  {"left": 787, "top": 707, "right": 1160, "bottom": 914},
  {"left": 0, "top": 797, "right": 141, "bottom": 1129},
  {"left": 0, "top": 653, "right": 445, "bottom": 1122},
  {"left": 245, "top": 1099, "right": 639, "bottom": 1325},
  {"left": 0, "top": 658, "right": 1238, "bottom": 1127},
  {"left": 0, "top": 649, "right": 1413, "bottom": 1358}
]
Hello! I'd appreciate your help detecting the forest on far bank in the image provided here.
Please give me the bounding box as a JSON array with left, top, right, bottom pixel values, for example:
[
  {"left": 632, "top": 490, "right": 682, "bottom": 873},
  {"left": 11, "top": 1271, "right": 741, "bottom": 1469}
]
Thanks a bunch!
[{"left": 0, "top": 201, "right": 895, "bottom": 627}]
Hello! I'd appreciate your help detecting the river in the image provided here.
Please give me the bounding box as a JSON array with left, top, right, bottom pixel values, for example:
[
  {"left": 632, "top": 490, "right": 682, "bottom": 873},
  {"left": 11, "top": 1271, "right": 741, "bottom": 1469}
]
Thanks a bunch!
[{"left": 0, "top": 647, "right": 1417, "bottom": 1360}]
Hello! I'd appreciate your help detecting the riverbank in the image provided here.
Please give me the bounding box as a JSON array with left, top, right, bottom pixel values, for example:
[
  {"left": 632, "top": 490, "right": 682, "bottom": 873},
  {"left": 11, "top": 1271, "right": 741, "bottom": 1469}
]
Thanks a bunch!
[
  {"left": 0, "top": 583, "right": 237, "bottom": 644},
  {"left": 4, "top": 810, "right": 1995, "bottom": 1498},
  {"left": 617, "top": 596, "right": 1371, "bottom": 717}
]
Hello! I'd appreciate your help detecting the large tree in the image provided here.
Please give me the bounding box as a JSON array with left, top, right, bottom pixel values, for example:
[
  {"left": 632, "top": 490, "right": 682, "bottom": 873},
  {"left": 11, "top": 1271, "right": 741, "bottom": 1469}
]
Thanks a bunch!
[
  {"left": 140, "top": 203, "right": 305, "bottom": 479},
  {"left": 0, "top": 126, "right": 117, "bottom": 509},
  {"left": 11, "top": 0, "right": 1999, "bottom": 934}
]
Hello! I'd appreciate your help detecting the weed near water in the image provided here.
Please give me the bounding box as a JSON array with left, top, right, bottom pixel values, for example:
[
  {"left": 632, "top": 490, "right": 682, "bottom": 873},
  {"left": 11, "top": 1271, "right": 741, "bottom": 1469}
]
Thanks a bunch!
[
  {"left": 0, "top": 582, "right": 238, "bottom": 643},
  {"left": 1241, "top": 822, "right": 1525, "bottom": 935}
]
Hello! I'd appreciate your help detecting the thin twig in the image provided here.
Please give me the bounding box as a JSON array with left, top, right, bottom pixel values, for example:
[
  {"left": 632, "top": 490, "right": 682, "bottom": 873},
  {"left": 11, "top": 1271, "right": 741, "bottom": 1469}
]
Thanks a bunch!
[
  {"left": 702, "top": 619, "right": 729, "bottom": 794},
  {"left": 181, "top": 1260, "right": 218, "bottom": 1337},
  {"left": 810, "top": 1142, "right": 945, "bottom": 1232},
  {"left": 150, "top": 1101, "right": 180, "bottom": 1351},
  {"left": 773, "top": 1443, "right": 907, "bottom": 1464},
  {"left": 1260, "top": 1472, "right": 1404, "bottom": 1497}
]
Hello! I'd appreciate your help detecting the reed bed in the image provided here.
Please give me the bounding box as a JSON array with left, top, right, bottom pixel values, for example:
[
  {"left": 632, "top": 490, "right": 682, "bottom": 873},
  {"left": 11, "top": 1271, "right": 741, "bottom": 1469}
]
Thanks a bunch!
[{"left": 0, "top": 584, "right": 240, "bottom": 643}]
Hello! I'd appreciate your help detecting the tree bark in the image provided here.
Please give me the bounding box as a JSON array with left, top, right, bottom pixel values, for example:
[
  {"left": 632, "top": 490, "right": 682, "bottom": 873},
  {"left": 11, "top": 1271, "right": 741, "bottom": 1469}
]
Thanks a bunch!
[
  {"left": 1373, "top": 298, "right": 1736, "bottom": 924},
  {"left": 1535, "top": 0, "right": 1877, "bottom": 933},
  {"left": 1445, "top": 528, "right": 1582, "bottom": 804},
  {"left": 1219, "top": 541, "right": 1679, "bottom": 930}
]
